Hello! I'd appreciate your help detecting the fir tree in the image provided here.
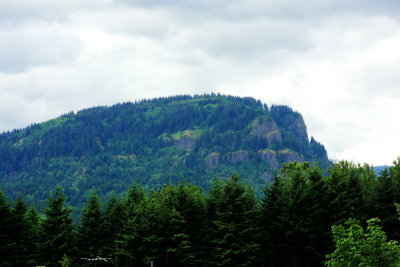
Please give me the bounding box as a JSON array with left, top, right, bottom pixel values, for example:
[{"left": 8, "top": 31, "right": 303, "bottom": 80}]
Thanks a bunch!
[
  {"left": 9, "top": 195, "right": 29, "bottom": 265},
  {"left": 77, "top": 190, "right": 105, "bottom": 260},
  {"left": 39, "top": 186, "right": 75, "bottom": 265},
  {"left": 0, "top": 190, "right": 14, "bottom": 266},
  {"left": 208, "top": 175, "right": 260, "bottom": 267}
]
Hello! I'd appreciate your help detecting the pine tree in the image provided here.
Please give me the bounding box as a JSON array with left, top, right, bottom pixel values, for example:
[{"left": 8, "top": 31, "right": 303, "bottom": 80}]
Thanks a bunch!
[
  {"left": 0, "top": 190, "right": 14, "bottom": 266},
  {"left": 103, "top": 195, "right": 125, "bottom": 264},
  {"left": 9, "top": 195, "right": 29, "bottom": 265},
  {"left": 260, "top": 175, "right": 286, "bottom": 266},
  {"left": 261, "top": 162, "right": 333, "bottom": 266},
  {"left": 208, "top": 175, "right": 260, "bottom": 267},
  {"left": 158, "top": 183, "right": 210, "bottom": 265},
  {"left": 25, "top": 205, "right": 41, "bottom": 266},
  {"left": 77, "top": 190, "right": 105, "bottom": 260},
  {"left": 39, "top": 186, "right": 75, "bottom": 265}
]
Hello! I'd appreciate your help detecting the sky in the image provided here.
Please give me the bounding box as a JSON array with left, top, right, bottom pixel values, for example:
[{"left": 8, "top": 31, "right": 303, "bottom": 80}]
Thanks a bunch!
[{"left": 0, "top": 0, "right": 399, "bottom": 166}]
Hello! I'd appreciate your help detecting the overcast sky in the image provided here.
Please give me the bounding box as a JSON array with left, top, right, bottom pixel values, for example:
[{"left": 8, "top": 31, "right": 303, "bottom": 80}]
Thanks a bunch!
[{"left": 1, "top": 0, "right": 399, "bottom": 166}]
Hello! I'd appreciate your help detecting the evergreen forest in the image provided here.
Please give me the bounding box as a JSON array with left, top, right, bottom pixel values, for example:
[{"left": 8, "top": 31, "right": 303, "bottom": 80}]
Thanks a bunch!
[
  {"left": 0, "top": 94, "right": 329, "bottom": 217},
  {"left": 2, "top": 160, "right": 400, "bottom": 266}
]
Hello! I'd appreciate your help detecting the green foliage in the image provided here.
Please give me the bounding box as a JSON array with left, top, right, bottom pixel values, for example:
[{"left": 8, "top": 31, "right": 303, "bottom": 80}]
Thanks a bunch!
[
  {"left": 0, "top": 94, "right": 330, "bottom": 216},
  {"left": 39, "top": 186, "right": 75, "bottom": 265},
  {"left": 2, "top": 157, "right": 400, "bottom": 266},
  {"left": 326, "top": 218, "right": 400, "bottom": 267},
  {"left": 77, "top": 190, "right": 105, "bottom": 260},
  {"left": 208, "top": 175, "right": 261, "bottom": 266},
  {"left": 0, "top": 190, "right": 14, "bottom": 266},
  {"left": 261, "top": 162, "right": 333, "bottom": 266}
]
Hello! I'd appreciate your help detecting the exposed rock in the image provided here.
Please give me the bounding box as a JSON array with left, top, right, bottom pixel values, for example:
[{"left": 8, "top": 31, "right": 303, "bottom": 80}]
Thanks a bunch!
[
  {"left": 249, "top": 116, "right": 282, "bottom": 144},
  {"left": 175, "top": 135, "right": 195, "bottom": 150},
  {"left": 206, "top": 152, "right": 220, "bottom": 169},
  {"left": 258, "top": 149, "right": 279, "bottom": 169},
  {"left": 278, "top": 149, "right": 304, "bottom": 163},
  {"left": 115, "top": 154, "right": 137, "bottom": 162},
  {"left": 224, "top": 150, "right": 249, "bottom": 164},
  {"left": 288, "top": 116, "right": 309, "bottom": 144}
]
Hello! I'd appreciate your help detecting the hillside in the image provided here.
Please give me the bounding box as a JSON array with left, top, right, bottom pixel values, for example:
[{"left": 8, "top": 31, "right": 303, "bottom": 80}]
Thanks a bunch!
[{"left": 0, "top": 94, "right": 329, "bottom": 212}]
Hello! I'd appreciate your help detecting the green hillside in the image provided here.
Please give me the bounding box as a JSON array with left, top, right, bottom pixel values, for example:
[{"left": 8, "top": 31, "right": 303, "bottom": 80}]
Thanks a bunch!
[{"left": 0, "top": 94, "right": 329, "bottom": 213}]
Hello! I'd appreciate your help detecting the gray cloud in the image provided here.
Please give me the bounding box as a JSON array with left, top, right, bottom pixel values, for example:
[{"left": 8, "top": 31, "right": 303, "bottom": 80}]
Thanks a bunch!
[
  {"left": 0, "top": 22, "right": 83, "bottom": 73},
  {"left": 0, "top": 0, "right": 399, "bottom": 165}
]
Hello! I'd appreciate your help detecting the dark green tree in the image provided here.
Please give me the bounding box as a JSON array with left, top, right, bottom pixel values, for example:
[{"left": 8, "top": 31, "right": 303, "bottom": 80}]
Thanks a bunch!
[
  {"left": 9, "top": 195, "right": 29, "bottom": 265},
  {"left": 0, "top": 190, "right": 14, "bottom": 266},
  {"left": 24, "top": 205, "right": 41, "bottom": 266},
  {"left": 158, "top": 183, "right": 210, "bottom": 265},
  {"left": 103, "top": 195, "right": 125, "bottom": 264},
  {"left": 208, "top": 175, "right": 260, "bottom": 267},
  {"left": 39, "top": 186, "right": 75, "bottom": 265},
  {"left": 77, "top": 190, "right": 105, "bottom": 260},
  {"left": 261, "top": 162, "right": 332, "bottom": 266}
]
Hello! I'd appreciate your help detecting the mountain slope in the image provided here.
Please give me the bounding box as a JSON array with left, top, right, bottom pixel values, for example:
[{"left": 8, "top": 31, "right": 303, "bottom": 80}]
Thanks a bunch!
[{"left": 0, "top": 94, "right": 329, "bottom": 211}]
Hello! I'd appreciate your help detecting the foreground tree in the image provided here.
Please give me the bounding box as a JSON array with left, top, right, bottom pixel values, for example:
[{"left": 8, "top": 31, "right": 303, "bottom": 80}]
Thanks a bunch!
[
  {"left": 0, "top": 191, "right": 14, "bottom": 266},
  {"left": 208, "top": 175, "right": 260, "bottom": 267},
  {"left": 326, "top": 218, "right": 400, "bottom": 266},
  {"left": 261, "top": 162, "right": 332, "bottom": 266},
  {"left": 39, "top": 186, "right": 75, "bottom": 265},
  {"left": 77, "top": 190, "right": 105, "bottom": 260}
]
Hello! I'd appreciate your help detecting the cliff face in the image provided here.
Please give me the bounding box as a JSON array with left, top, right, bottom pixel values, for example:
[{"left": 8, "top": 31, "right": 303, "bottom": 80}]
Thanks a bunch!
[
  {"left": 249, "top": 116, "right": 283, "bottom": 145},
  {"left": 175, "top": 136, "right": 195, "bottom": 150},
  {"left": 258, "top": 149, "right": 279, "bottom": 169},
  {"left": 206, "top": 152, "right": 221, "bottom": 169},
  {"left": 224, "top": 150, "right": 250, "bottom": 164}
]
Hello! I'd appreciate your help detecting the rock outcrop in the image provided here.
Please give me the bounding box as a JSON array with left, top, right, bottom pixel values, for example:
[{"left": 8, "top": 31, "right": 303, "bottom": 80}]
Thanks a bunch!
[
  {"left": 258, "top": 149, "right": 279, "bottom": 169},
  {"left": 249, "top": 116, "right": 282, "bottom": 144},
  {"left": 206, "top": 152, "right": 220, "bottom": 168},
  {"left": 288, "top": 116, "right": 308, "bottom": 144},
  {"left": 224, "top": 150, "right": 249, "bottom": 164},
  {"left": 175, "top": 135, "right": 195, "bottom": 150},
  {"left": 278, "top": 149, "right": 304, "bottom": 163}
]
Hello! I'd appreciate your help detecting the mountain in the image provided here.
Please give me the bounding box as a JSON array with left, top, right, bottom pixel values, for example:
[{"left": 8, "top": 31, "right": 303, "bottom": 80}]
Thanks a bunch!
[
  {"left": 0, "top": 94, "right": 329, "bottom": 213},
  {"left": 373, "top": 165, "right": 390, "bottom": 175}
]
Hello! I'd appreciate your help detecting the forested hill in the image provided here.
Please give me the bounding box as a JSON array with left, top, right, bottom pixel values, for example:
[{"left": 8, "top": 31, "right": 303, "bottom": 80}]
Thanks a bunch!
[{"left": 0, "top": 94, "right": 329, "bottom": 211}]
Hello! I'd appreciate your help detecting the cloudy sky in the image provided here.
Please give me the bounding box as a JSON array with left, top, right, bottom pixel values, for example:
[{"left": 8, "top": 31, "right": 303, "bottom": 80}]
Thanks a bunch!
[{"left": 1, "top": 0, "right": 399, "bottom": 166}]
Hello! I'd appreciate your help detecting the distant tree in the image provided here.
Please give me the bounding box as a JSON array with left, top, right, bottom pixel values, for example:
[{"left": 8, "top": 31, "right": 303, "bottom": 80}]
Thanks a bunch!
[{"left": 326, "top": 218, "right": 400, "bottom": 266}]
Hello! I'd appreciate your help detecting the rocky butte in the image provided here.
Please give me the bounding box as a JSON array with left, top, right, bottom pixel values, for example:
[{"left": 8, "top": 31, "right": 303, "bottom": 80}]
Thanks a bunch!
[{"left": 0, "top": 94, "right": 329, "bottom": 210}]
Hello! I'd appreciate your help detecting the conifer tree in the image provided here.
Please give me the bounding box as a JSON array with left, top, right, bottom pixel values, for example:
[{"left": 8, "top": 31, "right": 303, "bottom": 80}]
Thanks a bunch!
[
  {"left": 103, "top": 195, "right": 125, "bottom": 264},
  {"left": 260, "top": 174, "right": 285, "bottom": 265},
  {"left": 9, "top": 195, "right": 29, "bottom": 265},
  {"left": 39, "top": 186, "right": 75, "bottom": 265},
  {"left": 25, "top": 205, "right": 41, "bottom": 266},
  {"left": 77, "top": 190, "right": 105, "bottom": 260},
  {"left": 208, "top": 175, "right": 260, "bottom": 267},
  {"left": 375, "top": 169, "right": 400, "bottom": 240},
  {"left": 159, "top": 183, "right": 210, "bottom": 265},
  {"left": 0, "top": 190, "right": 14, "bottom": 266}
]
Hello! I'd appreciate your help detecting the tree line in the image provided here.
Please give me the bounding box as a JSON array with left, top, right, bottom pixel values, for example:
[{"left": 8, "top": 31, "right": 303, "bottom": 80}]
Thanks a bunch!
[{"left": 2, "top": 159, "right": 400, "bottom": 266}]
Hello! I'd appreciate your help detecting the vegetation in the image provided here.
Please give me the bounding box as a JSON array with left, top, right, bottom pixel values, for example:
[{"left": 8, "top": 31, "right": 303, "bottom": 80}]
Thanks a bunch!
[
  {"left": 1, "top": 159, "right": 400, "bottom": 266},
  {"left": 0, "top": 94, "right": 329, "bottom": 217}
]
